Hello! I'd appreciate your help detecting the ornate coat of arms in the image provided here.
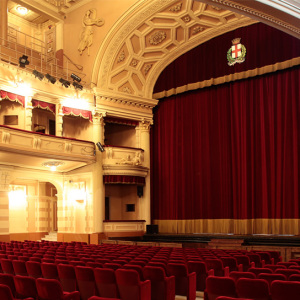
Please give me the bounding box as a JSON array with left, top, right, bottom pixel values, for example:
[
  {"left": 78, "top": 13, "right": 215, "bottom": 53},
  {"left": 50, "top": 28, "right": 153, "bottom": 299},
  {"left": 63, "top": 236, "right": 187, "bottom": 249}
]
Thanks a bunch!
[{"left": 227, "top": 38, "right": 246, "bottom": 66}]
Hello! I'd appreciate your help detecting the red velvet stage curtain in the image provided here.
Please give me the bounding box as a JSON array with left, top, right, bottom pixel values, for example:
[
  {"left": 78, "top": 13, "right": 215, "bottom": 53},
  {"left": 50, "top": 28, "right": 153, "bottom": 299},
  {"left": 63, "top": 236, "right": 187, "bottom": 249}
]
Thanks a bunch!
[{"left": 151, "top": 66, "right": 300, "bottom": 221}]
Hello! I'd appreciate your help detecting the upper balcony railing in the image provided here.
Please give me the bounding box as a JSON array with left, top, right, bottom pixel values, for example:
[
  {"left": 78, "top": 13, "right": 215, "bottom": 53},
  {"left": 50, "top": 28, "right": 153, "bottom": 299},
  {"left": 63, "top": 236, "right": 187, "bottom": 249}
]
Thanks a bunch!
[{"left": 0, "top": 27, "right": 88, "bottom": 87}]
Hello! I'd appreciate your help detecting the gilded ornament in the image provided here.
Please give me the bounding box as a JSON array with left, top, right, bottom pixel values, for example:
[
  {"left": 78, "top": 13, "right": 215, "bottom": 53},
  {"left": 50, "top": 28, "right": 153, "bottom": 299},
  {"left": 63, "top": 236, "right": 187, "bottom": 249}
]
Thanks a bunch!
[
  {"left": 169, "top": 3, "right": 182, "bottom": 12},
  {"left": 117, "top": 50, "right": 126, "bottom": 63},
  {"left": 192, "top": 26, "right": 205, "bottom": 34},
  {"left": 144, "top": 64, "right": 153, "bottom": 75},
  {"left": 149, "top": 31, "right": 167, "bottom": 45}
]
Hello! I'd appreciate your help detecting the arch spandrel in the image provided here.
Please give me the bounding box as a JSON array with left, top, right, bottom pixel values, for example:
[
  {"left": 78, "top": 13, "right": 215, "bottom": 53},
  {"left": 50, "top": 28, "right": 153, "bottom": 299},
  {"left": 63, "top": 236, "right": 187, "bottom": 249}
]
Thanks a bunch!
[{"left": 92, "top": 0, "right": 299, "bottom": 100}]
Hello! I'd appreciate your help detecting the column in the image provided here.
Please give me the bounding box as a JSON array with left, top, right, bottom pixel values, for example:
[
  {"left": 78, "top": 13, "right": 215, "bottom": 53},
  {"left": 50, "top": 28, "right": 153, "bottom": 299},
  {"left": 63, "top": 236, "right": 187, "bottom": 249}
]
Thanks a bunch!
[
  {"left": 25, "top": 96, "right": 33, "bottom": 131},
  {"left": 56, "top": 104, "right": 63, "bottom": 136},
  {"left": 0, "top": 0, "right": 8, "bottom": 45},
  {"left": 92, "top": 109, "right": 106, "bottom": 233},
  {"left": 138, "top": 120, "right": 151, "bottom": 226},
  {"left": 0, "top": 171, "right": 10, "bottom": 240}
]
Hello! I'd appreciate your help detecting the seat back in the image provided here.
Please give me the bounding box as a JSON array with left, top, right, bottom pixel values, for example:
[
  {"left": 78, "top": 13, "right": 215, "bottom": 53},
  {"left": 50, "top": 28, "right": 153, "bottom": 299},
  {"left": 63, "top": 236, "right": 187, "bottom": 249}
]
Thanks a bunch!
[
  {"left": 41, "top": 262, "right": 59, "bottom": 279},
  {"left": 116, "top": 268, "right": 150, "bottom": 300},
  {"left": 205, "top": 259, "right": 224, "bottom": 276},
  {"left": 274, "top": 268, "right": 300, "bottom": 279},
  {"left": 229, "top": 271, "right": 255, "bottom": 282},
  {"left": 187, "top": 261, "right": 207, "bottom": 291},
  {"left": 205, "top": 276, "right": 237, "bottom": 300},
  {"left": 94, "top": 268, "right": 119, "bottom": 298},
  {"left": 167, "top": 263, "right": 189, "bottom": 296},
  {"left": 236, "top": 278, "right": 270, "bottom": 300},
  {"left": 57, "top": 263, "right": 77, "bottom": 292},
  {"left": 12, "top": 260, "right": 28, "bottom": 276},
  {"left": 0, "top": 284, "right": 14, "bottom": 300},
  {"left": 0, "top": 273, "right": 16, "bottom": 297},
  {"left": 248, "top": 267, "right": 272, "bottom": 277},
  {"left": 0, "top": 259, "right": 14, "bottom": 275},
  {"left": 75, "top": 266, "right": 96, "bottom": 300},
  {"left": 14, "top": 275, "right": 38, "bottom": 299},
  {"left": 271, "top": 280, "right": 300, "bottom": 300},
  {"left": 26, "top": 261, "right": 42, "bottom": 278},
  {"left": 36, "top": 278, "right": 64, "bottom": 300},
  {"left": 257, "top": 273, "right": 287, "bottom": 287}
]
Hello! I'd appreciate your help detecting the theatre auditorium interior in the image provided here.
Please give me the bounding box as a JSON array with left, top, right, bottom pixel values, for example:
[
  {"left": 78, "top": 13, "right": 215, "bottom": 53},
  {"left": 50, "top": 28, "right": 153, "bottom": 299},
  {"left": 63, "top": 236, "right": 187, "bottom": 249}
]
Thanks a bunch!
[{"left": 0, "top": 0, "right": 299, "bottom": 299}]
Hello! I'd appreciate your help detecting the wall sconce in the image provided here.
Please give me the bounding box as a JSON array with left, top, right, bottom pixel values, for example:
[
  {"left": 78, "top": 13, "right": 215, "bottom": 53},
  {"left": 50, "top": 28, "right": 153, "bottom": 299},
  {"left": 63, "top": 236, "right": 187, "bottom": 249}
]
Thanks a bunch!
[
  {"left": 96, "top": 142, "right": 105, "bottom": 152},
  {"left": 59, "top": 78, "right": 70, "bottom": 88},
  {"left": 19, "top": 55, "right": 29, "bottom": 68},
  {"left": 33, "top": 70, "right": 44, "bottom": 80},
  {"left": 71, "top": 73, "right": 81, "bottom": 82},
  {"left": 46, "top": 73, "right": 56, "bottom": 84}
]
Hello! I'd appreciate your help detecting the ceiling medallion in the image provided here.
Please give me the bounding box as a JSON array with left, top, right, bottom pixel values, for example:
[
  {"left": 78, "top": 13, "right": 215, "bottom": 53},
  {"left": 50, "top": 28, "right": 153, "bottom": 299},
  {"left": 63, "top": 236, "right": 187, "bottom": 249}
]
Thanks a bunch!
[
  {"left": 16, "top": 5, "right": 29, "bottom": 15},
  {"left": 149, "top": 31, "right": 167, "bottom": 45},
  {"left": 42, "top": 161, "right": 65, "bottom": 171}
]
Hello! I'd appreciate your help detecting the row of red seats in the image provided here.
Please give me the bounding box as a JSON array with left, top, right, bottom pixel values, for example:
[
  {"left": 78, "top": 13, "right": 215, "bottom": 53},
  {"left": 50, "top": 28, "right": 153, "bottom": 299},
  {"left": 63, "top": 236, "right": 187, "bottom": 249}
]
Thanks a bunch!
[
  {"left": 0, "top": 265, "right": 182, "bottom": 300},
  {"left": 205, "top": 275, "right": 300, "bottom": 300}
]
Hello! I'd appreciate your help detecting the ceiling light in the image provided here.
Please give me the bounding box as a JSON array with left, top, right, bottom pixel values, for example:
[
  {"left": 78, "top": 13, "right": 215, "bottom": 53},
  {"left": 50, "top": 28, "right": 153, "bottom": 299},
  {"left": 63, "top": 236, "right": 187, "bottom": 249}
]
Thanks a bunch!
[
  {"left": 71, "top": 73, "right": 81, "bottom": 82},
  {"left": 19, "top": 55, "right": 29, "bottom": 68},
  {"left": 46, "top": 73, "right": 56, "bottom": 84},
  {"left": 42, "top": 161, "right": 64, "bottom": 171},
  {"left": 33, "top": 70, "right": 44, "bottom": 81},
  {"left": 72, "top": 81, "right": 83, "bottom": 90},
  {"left": 16, "top": 5, "right": 28, "bottom": 15},
  {"left": 59, "top": 78, "right": 70, "bottom": 88}
]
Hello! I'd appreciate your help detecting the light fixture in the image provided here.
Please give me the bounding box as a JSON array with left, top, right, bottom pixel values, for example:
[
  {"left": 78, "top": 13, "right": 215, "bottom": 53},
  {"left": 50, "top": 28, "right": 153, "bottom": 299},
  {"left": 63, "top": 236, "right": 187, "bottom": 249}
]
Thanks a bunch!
[
  {"left": 96, "top": 142, "right": 105, "bottom": 152},
  {"left": 19, "top": 55, "right": 29, "bottom": 68},
  {"left": 59, "top": 78, "right": 70, "bottom": 88},
  {"left": 72, "top": 81, "right": 83, "bottom": 90},
  {"left": 16, "top": 5, "right": 28, "bottom": 15},
  {"left": 42, "top": 161, "right": 64, "bottom": 171},
  {"left": 71, "top": 73, "right": 81, "bottom": 82},
  {"left": 46, "top": 73, "right": 56, "bottom": 84},
  {"left": 33, "top": 70, "right": 44, "bottom": 80}
]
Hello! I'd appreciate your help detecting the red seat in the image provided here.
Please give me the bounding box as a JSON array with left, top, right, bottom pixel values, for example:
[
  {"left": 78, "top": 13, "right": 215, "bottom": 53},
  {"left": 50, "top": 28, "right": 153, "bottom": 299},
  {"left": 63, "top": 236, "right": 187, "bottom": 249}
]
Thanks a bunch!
[
  {"left": 94, "top": 268, "right": 119, "bottom": 298},
  {"left": 289, "top": 274, "right": 300, "bottom": 281},
  {"left": 0, "top": 283, "right": 33, "bottom": 300},
  {"left": 263, "top": 264, "right": 286, "bottom": 272},
  {"left": 257, "top": 273, "right": 287, "bottom": 287},
  {"left": 88, "top": 297, "right": 120, "bottom": 300},
  {"left": 219, "top": 257, "right": 241, "bottom": 272},
  {"left": 36, "top": 278, "right": 80, "bottom": 300},
  {"left": 236, "top": 278, "right": 270, "bottom": 300},
  {"left": 204, "top": 276, "right": 237, "bottom": 300},
  {"left": 205, "top": 259, "right": 228, "bottom": 277},
  {"left": 1, "top": 259, "right": 15, "bottom": 275},
  {"left": 166, "top": 263, "right": 196, "bottom": 300},
  {"left": 143, "top": 266, "right": 175, "bottom": 300},
  {"left": 274, "top": 268, "right": 300, "bottom": 279},
  {"left": 0, "top": 273, "right": 16, "bottom": 297},
  {"left": 103, "top": 263, "right": 122, "bottom": 271},
  {"left": 14, "top": 275, "right": 38, "bottom": 300},
  {"left": 248, "top": 267, "right": 272, "bottom": 277},
  {"left": 216, "top": 297, "right": 251, "bottom": 300},
  {"left": 75, "top": 266, "right": 96, "bottom": 300},
  {"left": 187, "top": 261, "right": 210, "bottom": 291},
  {"left": 25, "top": 261, "right": 42, "bottom": 279},
  {"left": 12, "top": 260, "right": 28, "bottom": 276},
  {"left": 122, "top": 264, "right": 144, "bottom": 280},
  {"left": 233, "top": 255, "right": 253, "bottom": 272},
  {"left": 115, "top": 269, "right": 151, "bottom": 300},
  {"left": 41, "top": 263, "right": 59, "bottom": 279},
  {"left": 57, "top": 264, "right": 77, "bottom": 292},
  {"left": 246, "top": 253, "right": 263, "bottom": 268},
  {"left": 271, "top": 280, "right": 300, "bottom": 300},
  {"left": 276, "top": 262, "right": 297, "bottom": 268},
  {"left": 229, "top": 271, "right": 255, "bottom": 282}
]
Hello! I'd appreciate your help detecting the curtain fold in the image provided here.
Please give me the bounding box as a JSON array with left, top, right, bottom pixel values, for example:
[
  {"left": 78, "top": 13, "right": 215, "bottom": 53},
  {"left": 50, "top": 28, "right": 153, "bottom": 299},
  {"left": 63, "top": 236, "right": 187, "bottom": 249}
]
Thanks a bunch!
[
  {"left": 62, "top": 106, "right": 92, "bottom": 122},
  {"left": 0, "top": 90, "right": 25, "bottom": 107},
  {"left": 151, "top": 66, "right": 300, "bottom": 234},
  {"left": 32, "top": 99, "right": 56, "bottom": 114}
]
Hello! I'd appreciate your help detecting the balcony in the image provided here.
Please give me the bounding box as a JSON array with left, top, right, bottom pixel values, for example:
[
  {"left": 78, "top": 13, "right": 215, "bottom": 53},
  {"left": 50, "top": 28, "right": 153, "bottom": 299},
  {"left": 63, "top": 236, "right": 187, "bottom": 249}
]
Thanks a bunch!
[
  {"left": 102, "top": 145, "right": 148, "bottom": 178},
  {"left": 0, "top": 125, "right": 95, "bottom": 172}
]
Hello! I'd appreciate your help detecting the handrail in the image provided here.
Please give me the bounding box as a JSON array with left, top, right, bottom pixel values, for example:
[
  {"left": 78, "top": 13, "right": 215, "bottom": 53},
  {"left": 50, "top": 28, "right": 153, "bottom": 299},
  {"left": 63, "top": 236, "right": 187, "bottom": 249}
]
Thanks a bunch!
[{"left": 63, "top": 53, "right": 83, "bottom": 71}]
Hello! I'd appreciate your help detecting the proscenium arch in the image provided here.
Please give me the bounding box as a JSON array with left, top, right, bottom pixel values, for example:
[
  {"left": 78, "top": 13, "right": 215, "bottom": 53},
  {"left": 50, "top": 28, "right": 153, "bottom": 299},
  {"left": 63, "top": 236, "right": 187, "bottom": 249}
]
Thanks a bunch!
[{"left": 91, "top": 0, "right": 300, "bottom": 100}]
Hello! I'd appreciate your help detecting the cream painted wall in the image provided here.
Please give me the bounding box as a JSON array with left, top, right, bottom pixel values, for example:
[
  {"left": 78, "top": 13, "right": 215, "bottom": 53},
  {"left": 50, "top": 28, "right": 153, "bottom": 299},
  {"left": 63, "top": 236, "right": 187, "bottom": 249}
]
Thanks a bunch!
[
  {"left": 0, "top": 100, "right": 25, "bottom": 129},
  {"left": 63, "top": 115, "right": 93, "bottom": 140},
  {"left": 105, "top": 123, "right": 136, "bottom": 147},
  {"left": 63, "top": 0, "right": 137, "bottom": 85},
  {"left": 105, "top": 184, "right": 139, "bottom": 220}
]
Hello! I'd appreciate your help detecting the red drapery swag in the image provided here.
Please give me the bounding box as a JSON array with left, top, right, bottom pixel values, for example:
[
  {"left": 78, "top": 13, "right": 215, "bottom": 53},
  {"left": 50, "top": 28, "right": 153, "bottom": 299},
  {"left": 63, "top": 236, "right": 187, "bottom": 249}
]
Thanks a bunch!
[
  {"left": 104, "top": 175, "right": 145, "bottom": 185},
  {"left": 32, "top": 99, "right": 55, "bottom": 114},
  {"left": 0, "top": 90, "right": 25, "bottom": 107},
  {"left": 62, "top": 106, "right": 93, "bottom": 122},
  {"left": 151, "top": 66, "right": 300, "bottom": 221}
]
